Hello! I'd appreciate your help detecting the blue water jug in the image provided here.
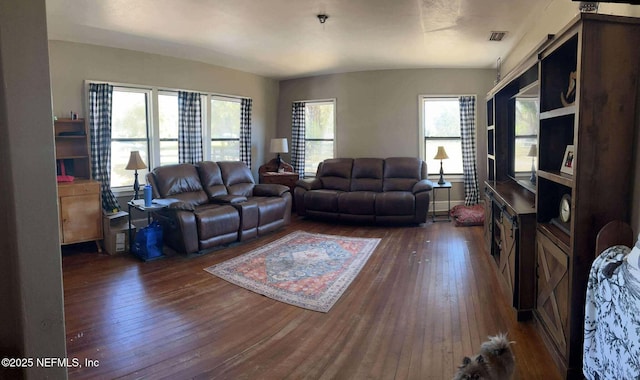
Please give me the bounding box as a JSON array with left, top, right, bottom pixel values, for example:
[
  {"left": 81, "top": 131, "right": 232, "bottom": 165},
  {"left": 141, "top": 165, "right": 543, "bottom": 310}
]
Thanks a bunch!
[{"left": 144, "top": 184, "right": 152, "bottom": 207}]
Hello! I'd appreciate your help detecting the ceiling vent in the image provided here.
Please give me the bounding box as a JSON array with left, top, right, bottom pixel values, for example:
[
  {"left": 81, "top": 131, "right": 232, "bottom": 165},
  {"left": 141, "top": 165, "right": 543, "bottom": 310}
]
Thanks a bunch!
[{"left": 489, "top": 31, "right": 507, "bottom": 41}]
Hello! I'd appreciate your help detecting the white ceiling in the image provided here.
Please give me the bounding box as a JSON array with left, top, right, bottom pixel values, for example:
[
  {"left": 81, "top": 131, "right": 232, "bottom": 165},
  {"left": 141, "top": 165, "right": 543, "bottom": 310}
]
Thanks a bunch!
[{"left": 46, "top": 0, "right": 554, "bottom": 80}]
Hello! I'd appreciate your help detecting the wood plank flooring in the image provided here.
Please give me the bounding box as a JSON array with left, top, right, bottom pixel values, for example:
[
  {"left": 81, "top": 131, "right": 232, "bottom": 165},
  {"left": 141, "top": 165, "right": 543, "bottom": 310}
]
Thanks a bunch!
[{"left": 62, "top": 217, "right": 562, "bottom": 379}]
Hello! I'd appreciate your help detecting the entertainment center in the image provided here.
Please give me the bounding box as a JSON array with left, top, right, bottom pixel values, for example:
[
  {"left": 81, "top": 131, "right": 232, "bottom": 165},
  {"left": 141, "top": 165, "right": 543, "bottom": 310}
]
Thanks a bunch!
[{"left": 483, "top": 13, "right": 640, "bottom": 378}]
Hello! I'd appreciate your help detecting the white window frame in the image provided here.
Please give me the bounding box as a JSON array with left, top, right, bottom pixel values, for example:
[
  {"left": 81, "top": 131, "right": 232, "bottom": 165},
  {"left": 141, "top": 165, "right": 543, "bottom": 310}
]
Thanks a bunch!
[
  {"left": 418, "top": 95, "right": 471, "bottom": 181},
  {"left": 303, "top": 98, "right": 337, "bottom": 177}
]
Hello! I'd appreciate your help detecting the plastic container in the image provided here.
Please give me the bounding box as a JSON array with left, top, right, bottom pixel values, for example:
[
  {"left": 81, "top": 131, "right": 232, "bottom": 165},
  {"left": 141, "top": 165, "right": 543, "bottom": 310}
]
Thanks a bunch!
[{"left": 144, "top": 185, "right": 152, "bottom": 207}]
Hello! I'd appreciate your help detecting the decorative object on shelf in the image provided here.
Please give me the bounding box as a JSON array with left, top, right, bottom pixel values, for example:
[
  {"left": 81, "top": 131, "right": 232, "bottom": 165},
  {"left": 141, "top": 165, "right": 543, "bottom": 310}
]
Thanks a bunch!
[
  {"left": 550, "top": 194, "right": 572, "bottom": 235},
  {"left": 434, "top": 146, "right": 449, "bottom": 185},
  {"left": 560, "top": 145, "right": 575, "bottom": 175},
  {"left": 270, "top": 138, "right": 289, "bottom": 173},
  {"left": 560, "top": 71, "right": 577, "bottom": 107},
  {"left": 125, "top": 150, "right": 147, "bottom": 200},
  {"left": 495, "top": 56, "right": 502, "bottom": 85},
  {"left": 528, "top": 143, "right": 537, "bottom": 184}
]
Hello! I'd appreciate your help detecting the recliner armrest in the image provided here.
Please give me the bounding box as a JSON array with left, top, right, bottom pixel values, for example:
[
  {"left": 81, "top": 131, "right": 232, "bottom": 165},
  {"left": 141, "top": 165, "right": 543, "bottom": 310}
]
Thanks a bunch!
[
  {"left": 295, "top": 178, "right": 321, "bottom": 191},
  {"left": 211, "top": 194, "right": 248, "bottom": 204},
  {"left": 413, "top": 179, "right": 434, "bottom": 194},
  {"left": 253, "top": 184, "right": 289, "bottom": 197}
]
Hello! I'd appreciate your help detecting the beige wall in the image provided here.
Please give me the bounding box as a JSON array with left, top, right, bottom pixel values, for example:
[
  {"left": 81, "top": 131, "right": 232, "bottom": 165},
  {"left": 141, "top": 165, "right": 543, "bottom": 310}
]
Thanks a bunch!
[
  {"left": 277, "top": 68, "right": 496, "bottom": 208},
  {"left": 48, "top": 40, "right": 280, "bottom": 178},
  {"left": 0, "top": 0, "right": 67, "bottom": 378},
  {"left": 502, "top": 2, "right": 640, "bottom": 232}
]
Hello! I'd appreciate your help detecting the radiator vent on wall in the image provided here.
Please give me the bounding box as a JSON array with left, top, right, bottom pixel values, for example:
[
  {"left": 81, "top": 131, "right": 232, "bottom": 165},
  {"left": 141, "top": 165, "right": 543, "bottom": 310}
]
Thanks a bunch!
[{"left": 489, "top": 31, "right": 507, "bottom": 41}]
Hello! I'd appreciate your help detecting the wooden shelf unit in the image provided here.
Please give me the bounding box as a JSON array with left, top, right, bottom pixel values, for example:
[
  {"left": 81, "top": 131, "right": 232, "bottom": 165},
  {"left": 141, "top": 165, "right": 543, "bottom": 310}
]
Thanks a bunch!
[
  {"left": 533, "top": 14, "right": 640, "bottom": 378},
  {"left": 54, "top": 118, "right": 102, "bottom": 248}
]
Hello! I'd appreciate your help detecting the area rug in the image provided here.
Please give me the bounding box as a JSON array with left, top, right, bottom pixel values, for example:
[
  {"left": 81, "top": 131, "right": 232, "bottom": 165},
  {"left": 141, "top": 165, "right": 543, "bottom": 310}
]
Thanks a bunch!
[{"left": 204, "top": 231, "right": 380, "bottom": 312}]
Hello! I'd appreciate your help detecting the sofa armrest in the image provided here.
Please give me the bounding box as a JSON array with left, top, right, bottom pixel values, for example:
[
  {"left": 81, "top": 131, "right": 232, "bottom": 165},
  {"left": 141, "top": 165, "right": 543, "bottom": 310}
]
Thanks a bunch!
[
  {"left": 295, "top": 178, "right": 321, "bottom": 191},
  {"left": 168, "top": 201, "right": 195, "bottom": 211},
  {"left": 413, "top": 179, "right": 434, "bottom": 194},
  {"left": 253, "top": 184, "right": 289, "bottom": 197},
  {"left": 211, "top": 194, "right": 248, "bottom": 204}
]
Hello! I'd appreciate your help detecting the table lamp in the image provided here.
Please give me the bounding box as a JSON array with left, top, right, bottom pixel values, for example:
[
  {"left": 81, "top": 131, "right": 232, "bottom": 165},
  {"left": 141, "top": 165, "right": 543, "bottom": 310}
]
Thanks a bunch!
[
  {"left": 125, "top": 150, "right": 147, "bottom": 199},
  {"left": 528, "top": 143, "right": 537, "bottom": 184},
  {"left": 270, "top": 138, "right": 289, "bottom": 172},
  {"left": 434, "top": 146, "right": 449, "bottom": 185}
]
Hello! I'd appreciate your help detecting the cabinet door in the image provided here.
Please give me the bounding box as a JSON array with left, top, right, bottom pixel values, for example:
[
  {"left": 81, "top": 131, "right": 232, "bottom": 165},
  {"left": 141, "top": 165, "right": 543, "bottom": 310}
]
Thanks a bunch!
[
  {"left": 536, "top": 232, "right": 569, "bottom": 356},
  {"left": 499, "top": 215, "right": 517, "bottom": 305},
  {"left": 483, "top": 195, "right": 492, "bottom": 252},
  {"left": 60, "top": 193, "right": 102, "bottom": 243}
]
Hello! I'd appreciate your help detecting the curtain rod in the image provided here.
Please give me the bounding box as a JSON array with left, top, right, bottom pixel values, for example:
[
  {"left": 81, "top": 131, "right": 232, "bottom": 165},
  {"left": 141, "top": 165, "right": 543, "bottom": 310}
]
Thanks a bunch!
[{"left": 84, "top": 79, "right": 251, "bottom": 100}]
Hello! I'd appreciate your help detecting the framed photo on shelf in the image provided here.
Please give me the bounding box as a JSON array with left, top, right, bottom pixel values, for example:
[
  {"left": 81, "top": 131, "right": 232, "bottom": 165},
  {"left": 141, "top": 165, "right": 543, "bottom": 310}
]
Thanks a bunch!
[{"left": 560, "top": 145, "right": 575, "bottom": 175}]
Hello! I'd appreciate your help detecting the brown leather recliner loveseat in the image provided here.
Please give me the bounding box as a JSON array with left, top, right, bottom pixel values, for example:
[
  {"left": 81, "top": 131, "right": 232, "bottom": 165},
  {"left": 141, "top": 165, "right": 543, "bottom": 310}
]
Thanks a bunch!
[
  {"left": 294, "top": 157, "right": 433, "bottom": 224},
  {"left": 146, "top": 161, "right": 291, "bottom": 254}
]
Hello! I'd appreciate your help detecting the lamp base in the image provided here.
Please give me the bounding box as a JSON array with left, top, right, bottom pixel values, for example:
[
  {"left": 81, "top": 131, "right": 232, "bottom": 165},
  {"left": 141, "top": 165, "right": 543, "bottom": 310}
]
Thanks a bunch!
[
  {"left": 438, "top": 160, "right": 446, "bottom": 185},
  {"left": 133, "top": 170, "right": 140, "bottom": 200}
]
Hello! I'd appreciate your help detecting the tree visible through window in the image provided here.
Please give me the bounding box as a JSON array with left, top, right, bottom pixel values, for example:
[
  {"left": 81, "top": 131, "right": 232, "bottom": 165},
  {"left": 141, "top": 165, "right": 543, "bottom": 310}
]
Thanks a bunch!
[
  {"left": 305, "top": 101, "right": 335, "bottom": 176},
  {"left": 514, "top": 98, "right": 538, "bottom": 173},
  {"left": 422, "top": 98, "right": 463, "bottom": 176},
  {"left": 111, "top": 89, "right": 150, "bottom": 188},
  {"left": 210, "top": 97, "right": 241, "bottom": 161},
  {"left": 158, "top": 92, "right": 179, "bottom": 166}
]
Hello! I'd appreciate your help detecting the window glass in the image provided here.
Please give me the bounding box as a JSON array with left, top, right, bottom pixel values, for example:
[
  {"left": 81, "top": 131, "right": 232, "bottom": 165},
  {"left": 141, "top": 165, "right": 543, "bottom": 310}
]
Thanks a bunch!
[
  {"left": 210, "top": 98, "right": 241, "bottom": 161},
  {"left": 111, "top": 89, "right": 149, "bottom": 188},
  {"left": 158, "top": 93, "right": 179, "bottom": 165},
  {"left": 304, "top": 101, "right": 335, "bottom": 176},
  {"left": 514, "top": 98, "right": 539, "bottom": 173},
  {"left": 423, "top": 98, "right": 464, "bottom": 176}
]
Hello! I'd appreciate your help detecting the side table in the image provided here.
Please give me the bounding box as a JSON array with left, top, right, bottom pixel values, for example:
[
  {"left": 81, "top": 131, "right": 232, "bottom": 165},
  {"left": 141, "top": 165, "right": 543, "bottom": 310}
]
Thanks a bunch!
[
  {"left": 432, "top": 181, "right": 452, "bottom": 222},
  {"left": 127, "top": 199, "right": 168, "bottom": 260}
]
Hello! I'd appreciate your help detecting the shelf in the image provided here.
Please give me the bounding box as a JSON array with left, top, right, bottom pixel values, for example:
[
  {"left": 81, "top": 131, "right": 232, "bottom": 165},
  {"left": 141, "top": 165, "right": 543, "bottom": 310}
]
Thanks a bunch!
[
  {"left": 487, "top": 125, "right": 495, "bottom": 130},
  {"left": 540, "top": 105, "right": 576, "bottom": 120},
  {"left": 55, "top": 135, "right": 87, "bottom": 139},
  {"left": 537, "top": 170, "right": 573, "bottom": 188},
  {"left": 57, "top": 155, "right": 89, "bottom": 160}
]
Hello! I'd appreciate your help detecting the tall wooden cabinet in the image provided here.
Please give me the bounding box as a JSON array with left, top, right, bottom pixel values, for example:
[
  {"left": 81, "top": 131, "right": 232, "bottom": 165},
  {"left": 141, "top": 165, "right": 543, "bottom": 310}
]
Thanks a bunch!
[
  {"left": 54, "top": 118, "right": 102, "bottom": 248},
  {"left": 533, "top": 14, "right": 640, "bottom": 378}
]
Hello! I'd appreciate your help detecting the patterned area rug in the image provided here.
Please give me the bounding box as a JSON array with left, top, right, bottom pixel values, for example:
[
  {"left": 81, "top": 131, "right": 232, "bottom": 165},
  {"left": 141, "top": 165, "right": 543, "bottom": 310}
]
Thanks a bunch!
[{"left": 204, "top": 231, "right": 380, "bottom": 312}]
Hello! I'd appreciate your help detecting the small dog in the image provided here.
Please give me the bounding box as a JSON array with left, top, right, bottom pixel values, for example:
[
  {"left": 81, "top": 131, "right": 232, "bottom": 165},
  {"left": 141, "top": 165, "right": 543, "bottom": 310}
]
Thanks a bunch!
[{"left": 453, "top": 333, "right": 515, "bottom": 380}]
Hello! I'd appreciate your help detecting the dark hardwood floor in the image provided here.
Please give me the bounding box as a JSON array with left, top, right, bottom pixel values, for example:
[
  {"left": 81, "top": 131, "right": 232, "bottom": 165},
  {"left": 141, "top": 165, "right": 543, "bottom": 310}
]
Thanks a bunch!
[{"left": 62, "top": 216, "right": 562, "bottom": 379}]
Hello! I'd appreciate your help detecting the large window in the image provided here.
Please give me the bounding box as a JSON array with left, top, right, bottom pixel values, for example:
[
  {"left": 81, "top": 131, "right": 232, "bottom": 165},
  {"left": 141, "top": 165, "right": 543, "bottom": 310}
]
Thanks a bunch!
[
  {"left": 513, "top": 97, "right": 538, "bottom": 174},
  {"left": 421, "top": 97, "right": 463, "bottom": 176},
  {"left": 210, "top": 97, "right": 241, "bottom": 161},
  {"left": 304, "top": 101, "right": 335, "bottom": 176},
  {"left": 111, "top": 88, "right": 150, "bottom": 188}
]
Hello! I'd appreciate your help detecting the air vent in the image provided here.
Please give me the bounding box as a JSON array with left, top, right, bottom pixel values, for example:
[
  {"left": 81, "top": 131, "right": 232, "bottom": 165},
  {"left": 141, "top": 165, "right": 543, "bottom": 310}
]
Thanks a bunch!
[{"left": 489, "top": 31, "right": 507, "bottom": 41}]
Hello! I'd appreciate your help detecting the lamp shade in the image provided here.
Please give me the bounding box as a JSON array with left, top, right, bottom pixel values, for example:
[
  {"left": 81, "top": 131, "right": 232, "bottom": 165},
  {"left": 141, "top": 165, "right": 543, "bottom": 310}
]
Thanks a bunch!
[
  {"left": 433, "top": 146, "right": 449, "bottom": 160},
  {"left": 527, "top": 144, "right": 537, "bottom": 157},
  {"left": 125, "top": 151, "right": 147, "bottom": 170},
  {"left": 270, "top": 138, "right": 289, "bottom": 154}
]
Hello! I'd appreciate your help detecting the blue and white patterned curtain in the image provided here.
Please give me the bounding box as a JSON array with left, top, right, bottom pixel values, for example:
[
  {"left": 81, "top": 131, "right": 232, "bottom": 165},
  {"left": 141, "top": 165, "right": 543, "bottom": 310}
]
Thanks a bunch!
[
  {"left": 88, "top": 83, "right": 120, "bottom": 212},
  {"left": 291, "top": 102, "right": 306, "bottom": 177},
  {"left": 459, "top": 96, "right": 479, "bottom": 205},
  {"left": 240, "top": 98, "right": 252, "bottom": 168},
  {"left": 178, "top": 91, "right": 203, "bottom": 164}
]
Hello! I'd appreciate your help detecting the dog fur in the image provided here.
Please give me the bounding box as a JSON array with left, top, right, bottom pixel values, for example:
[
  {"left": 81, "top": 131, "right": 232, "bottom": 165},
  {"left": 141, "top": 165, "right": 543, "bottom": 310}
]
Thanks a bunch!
[{"left": 452, "top": 333, "right": 515, "bottom": 380}]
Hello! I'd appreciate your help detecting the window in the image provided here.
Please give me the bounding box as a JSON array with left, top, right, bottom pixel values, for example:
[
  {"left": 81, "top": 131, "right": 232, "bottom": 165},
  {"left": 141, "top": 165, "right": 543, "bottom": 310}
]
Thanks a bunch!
[
  {"left": 158, "top": 92, "right": 179, "bottom": 166},
  {"left": 111, "top": 88, "right": 151, "bottom": 188},
  {"left": 513, "top": 97, "right": 538, "bottom": 174},
  {"left": 421, "top": 97, "right": 464, "bottom": 176},
  {"left": 210, "top": 97, "right": 241, "bottom": 161},
  {"left": 305, "top": 101, "right": 335, "bottom": 176}
]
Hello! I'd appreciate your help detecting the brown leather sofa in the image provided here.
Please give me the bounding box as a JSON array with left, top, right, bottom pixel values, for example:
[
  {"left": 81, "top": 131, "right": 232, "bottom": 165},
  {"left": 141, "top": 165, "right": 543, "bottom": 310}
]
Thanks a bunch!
[
  {"left": 146, "top": 161, "right": 291, "bottom": 254},
  {"left": 294, "top": 157, "right": 432, "bottom": 224}
]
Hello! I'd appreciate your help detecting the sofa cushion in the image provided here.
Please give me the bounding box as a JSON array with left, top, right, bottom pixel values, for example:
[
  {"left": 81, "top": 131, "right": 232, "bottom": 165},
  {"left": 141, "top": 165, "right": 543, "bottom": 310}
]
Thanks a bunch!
[
  {"left": 194, "top": 205, "right": 239, "bottom": 241},
  {"left": 318, "top": 158, "right": 353, "bottom": 191},
  {"left": 338, "top": 192, "right": 376, "bottom": 215},
  {"left": 383, "top": 157, "right": 423, "bottom": 192},
  {"left": 219, "top": 161, "right": 255, "bottom": 196},
  {"left": 196, "top": 161, "right": 228, "bottom": 198},
  {"left": 151, "top": 163, "right": 209, "bottom": 207},
  {"left": 351, "top": 158, "right": 383, "bottom": 192},
  {"left": 304, "top": 189, "right": 341, "bottom": 212},
  {"left": 375, "top": 192, "right": 415, "bottom": 216}
]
